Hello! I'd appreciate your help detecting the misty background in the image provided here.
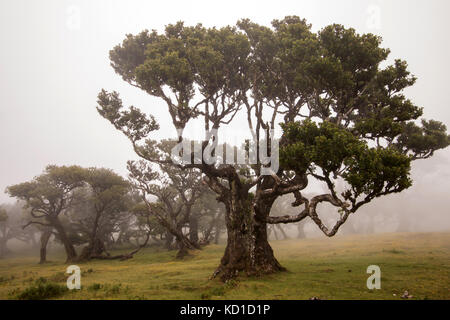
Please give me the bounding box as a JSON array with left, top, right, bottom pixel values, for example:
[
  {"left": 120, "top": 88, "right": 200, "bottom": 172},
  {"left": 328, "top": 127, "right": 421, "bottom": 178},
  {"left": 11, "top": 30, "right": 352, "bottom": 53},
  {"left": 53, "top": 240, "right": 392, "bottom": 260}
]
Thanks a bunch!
[{"left": 1, "top": 0, "right": 449, "bottom": 233}]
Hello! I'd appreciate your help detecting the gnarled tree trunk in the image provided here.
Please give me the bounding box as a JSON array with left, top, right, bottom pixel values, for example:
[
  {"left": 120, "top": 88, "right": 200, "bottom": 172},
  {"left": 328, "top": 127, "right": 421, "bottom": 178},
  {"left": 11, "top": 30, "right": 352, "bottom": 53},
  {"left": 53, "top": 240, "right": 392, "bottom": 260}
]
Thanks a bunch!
[
  {"left": 39, "top": 228, "right": 52, "bottom": 264},
  {"left": 212, "top": 186, "right": 284, "bottom": 281},
  {"left": 173, "top": 226, "right": 198, "bottom": 259},
  {"left": 78, "top": 238, "right": 107, "bottom": 261},
  {"left": 49, "top": 217, "right": 77, "bottom": 263},
  {"left": 164, "top": 231, "right": 174, "bottom": 250},
  {"left": 158, "top": 215, "right": 199, "bottom": 256},
  {"left": 77, "top": 210, "right": 109, "bottom": 262}
]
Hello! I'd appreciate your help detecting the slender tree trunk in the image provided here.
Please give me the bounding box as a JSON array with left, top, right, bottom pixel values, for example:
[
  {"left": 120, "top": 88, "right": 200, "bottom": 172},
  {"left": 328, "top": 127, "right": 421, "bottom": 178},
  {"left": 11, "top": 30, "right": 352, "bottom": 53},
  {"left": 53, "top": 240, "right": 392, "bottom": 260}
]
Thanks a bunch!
[
  {"left": 366, "top": 215, "right": 375, "bottom": 234},
  {"left": 78, "top": 211, "right": 107, "bottom": 261},
  {"left": 0, "top": 238, "right": 8, "bottom": 258},
  {"left": 39, "top": 228, "right": 52, "bottom": 264},
  {"left": 116, "top": 231, "right": 124, "bottom": 245},
  {"left": 214, "top": 228, "right": 220, "bottom": 244},
  {"left": 164, "top": 232, "right": 174, "bottom": 250},
  {"left": 213, "top": 185, "right": 284, "bottom": 281},
  {"left": 276, "top": 225, "right": 288, "bottom": 240},
  {"left": 49, "top": 217, "right": 77, "bottom": 263},
  {"left": 213, "top": 214, "right": 221, "bottom": 244},
  {"left": 297, "top": 220, "right": 306, "bottom": 239},
  {"left": 341, "top": 218, "right": 357, "bottom": 235},
  {"left": 30, "top": 232, "right": 38, "bottom": 249},
  {"left": 106, "top": 235, "right": 114, "bottom": 249},
  {"left": 189, "top": 213, "right": 199, "bottom": 245},
  {"left": 90, "top": 211, "right": 102, "bottom": 253},
  {"left": 266, "top": 225, "right": 272, "bottom": 239},
  {"left": 272, "top": 225, "right": 279, "bottom": 240},
  {"left": 396, "top": 213, "right": 410, "bottom": 233}
]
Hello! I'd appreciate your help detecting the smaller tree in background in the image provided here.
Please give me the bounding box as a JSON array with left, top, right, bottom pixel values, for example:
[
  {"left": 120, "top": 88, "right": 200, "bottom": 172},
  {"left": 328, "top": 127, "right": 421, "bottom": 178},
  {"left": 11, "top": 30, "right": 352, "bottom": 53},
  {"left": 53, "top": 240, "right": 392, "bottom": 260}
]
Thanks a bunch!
[
  {"left": 6, "top": 165, "right": 86, "bottom": 262},
  {"left": 5, "top": 163, "right": 213, "bottom": 262},
  {"left": 0, "top": 204, "right": 37, "bottom": 258},
  {"left": 128, "top": 153, "right": 204, "bottom": 257},
  {"left": 192, "top": 189, "right": 226, "bottom": 245},
  {"left": 75, "top": 168, "right": 130, "bottom": 261},
  {"left": 0, "top": 207, "right": 11, "bottom": 258}
]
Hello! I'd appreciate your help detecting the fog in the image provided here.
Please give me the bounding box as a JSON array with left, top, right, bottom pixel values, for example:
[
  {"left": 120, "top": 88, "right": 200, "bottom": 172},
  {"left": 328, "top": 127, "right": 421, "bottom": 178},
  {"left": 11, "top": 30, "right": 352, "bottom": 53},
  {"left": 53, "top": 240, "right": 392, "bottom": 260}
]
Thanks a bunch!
[{"left": 1, "top": 0, "right": 449, "bottom": 236}]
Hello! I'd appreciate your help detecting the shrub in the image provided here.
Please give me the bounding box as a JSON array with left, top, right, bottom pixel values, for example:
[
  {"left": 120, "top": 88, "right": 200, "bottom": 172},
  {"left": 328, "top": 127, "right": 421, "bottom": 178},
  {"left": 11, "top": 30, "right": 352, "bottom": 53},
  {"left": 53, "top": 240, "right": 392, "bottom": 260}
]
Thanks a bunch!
[
  {"left": 17, "top": 281, "right": 68, "bottom": 300},
  {"left": 88, "top": 283, "right": 103, "bottom": 291},
  {"left": 106, "top": 284, "right": 122, "bottom": 294}
]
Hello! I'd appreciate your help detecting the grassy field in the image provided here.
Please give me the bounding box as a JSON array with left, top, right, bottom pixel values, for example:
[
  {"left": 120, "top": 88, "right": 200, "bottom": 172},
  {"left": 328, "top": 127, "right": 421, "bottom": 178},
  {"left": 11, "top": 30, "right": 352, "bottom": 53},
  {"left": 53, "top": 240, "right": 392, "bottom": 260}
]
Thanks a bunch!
[{"left": 0, "top": 232, "right": 449, "bottom": 300}]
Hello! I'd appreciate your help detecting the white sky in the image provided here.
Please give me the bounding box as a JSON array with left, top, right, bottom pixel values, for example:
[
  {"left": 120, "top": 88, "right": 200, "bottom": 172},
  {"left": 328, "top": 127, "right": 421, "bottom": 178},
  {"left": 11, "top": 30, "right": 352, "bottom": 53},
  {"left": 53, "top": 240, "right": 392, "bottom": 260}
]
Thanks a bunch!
[{"left": 1, "top": 0, "right": 450, "bottom": 205}]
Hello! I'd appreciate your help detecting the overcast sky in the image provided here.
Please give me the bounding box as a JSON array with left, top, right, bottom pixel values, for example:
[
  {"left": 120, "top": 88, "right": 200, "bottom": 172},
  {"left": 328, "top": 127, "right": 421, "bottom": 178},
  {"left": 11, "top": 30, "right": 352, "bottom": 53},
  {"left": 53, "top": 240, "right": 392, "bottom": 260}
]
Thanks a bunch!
[{"left": 1, "top": 0, "right": 449, "bottom": 207}]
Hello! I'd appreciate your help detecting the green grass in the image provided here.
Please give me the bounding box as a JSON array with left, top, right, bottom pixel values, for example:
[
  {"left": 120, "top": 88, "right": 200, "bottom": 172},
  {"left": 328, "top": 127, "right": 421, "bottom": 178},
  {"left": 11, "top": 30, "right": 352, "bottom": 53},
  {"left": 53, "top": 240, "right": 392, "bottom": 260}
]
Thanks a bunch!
[{"left": 0, "top": 232, "right": 449, "bottom": 300}]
